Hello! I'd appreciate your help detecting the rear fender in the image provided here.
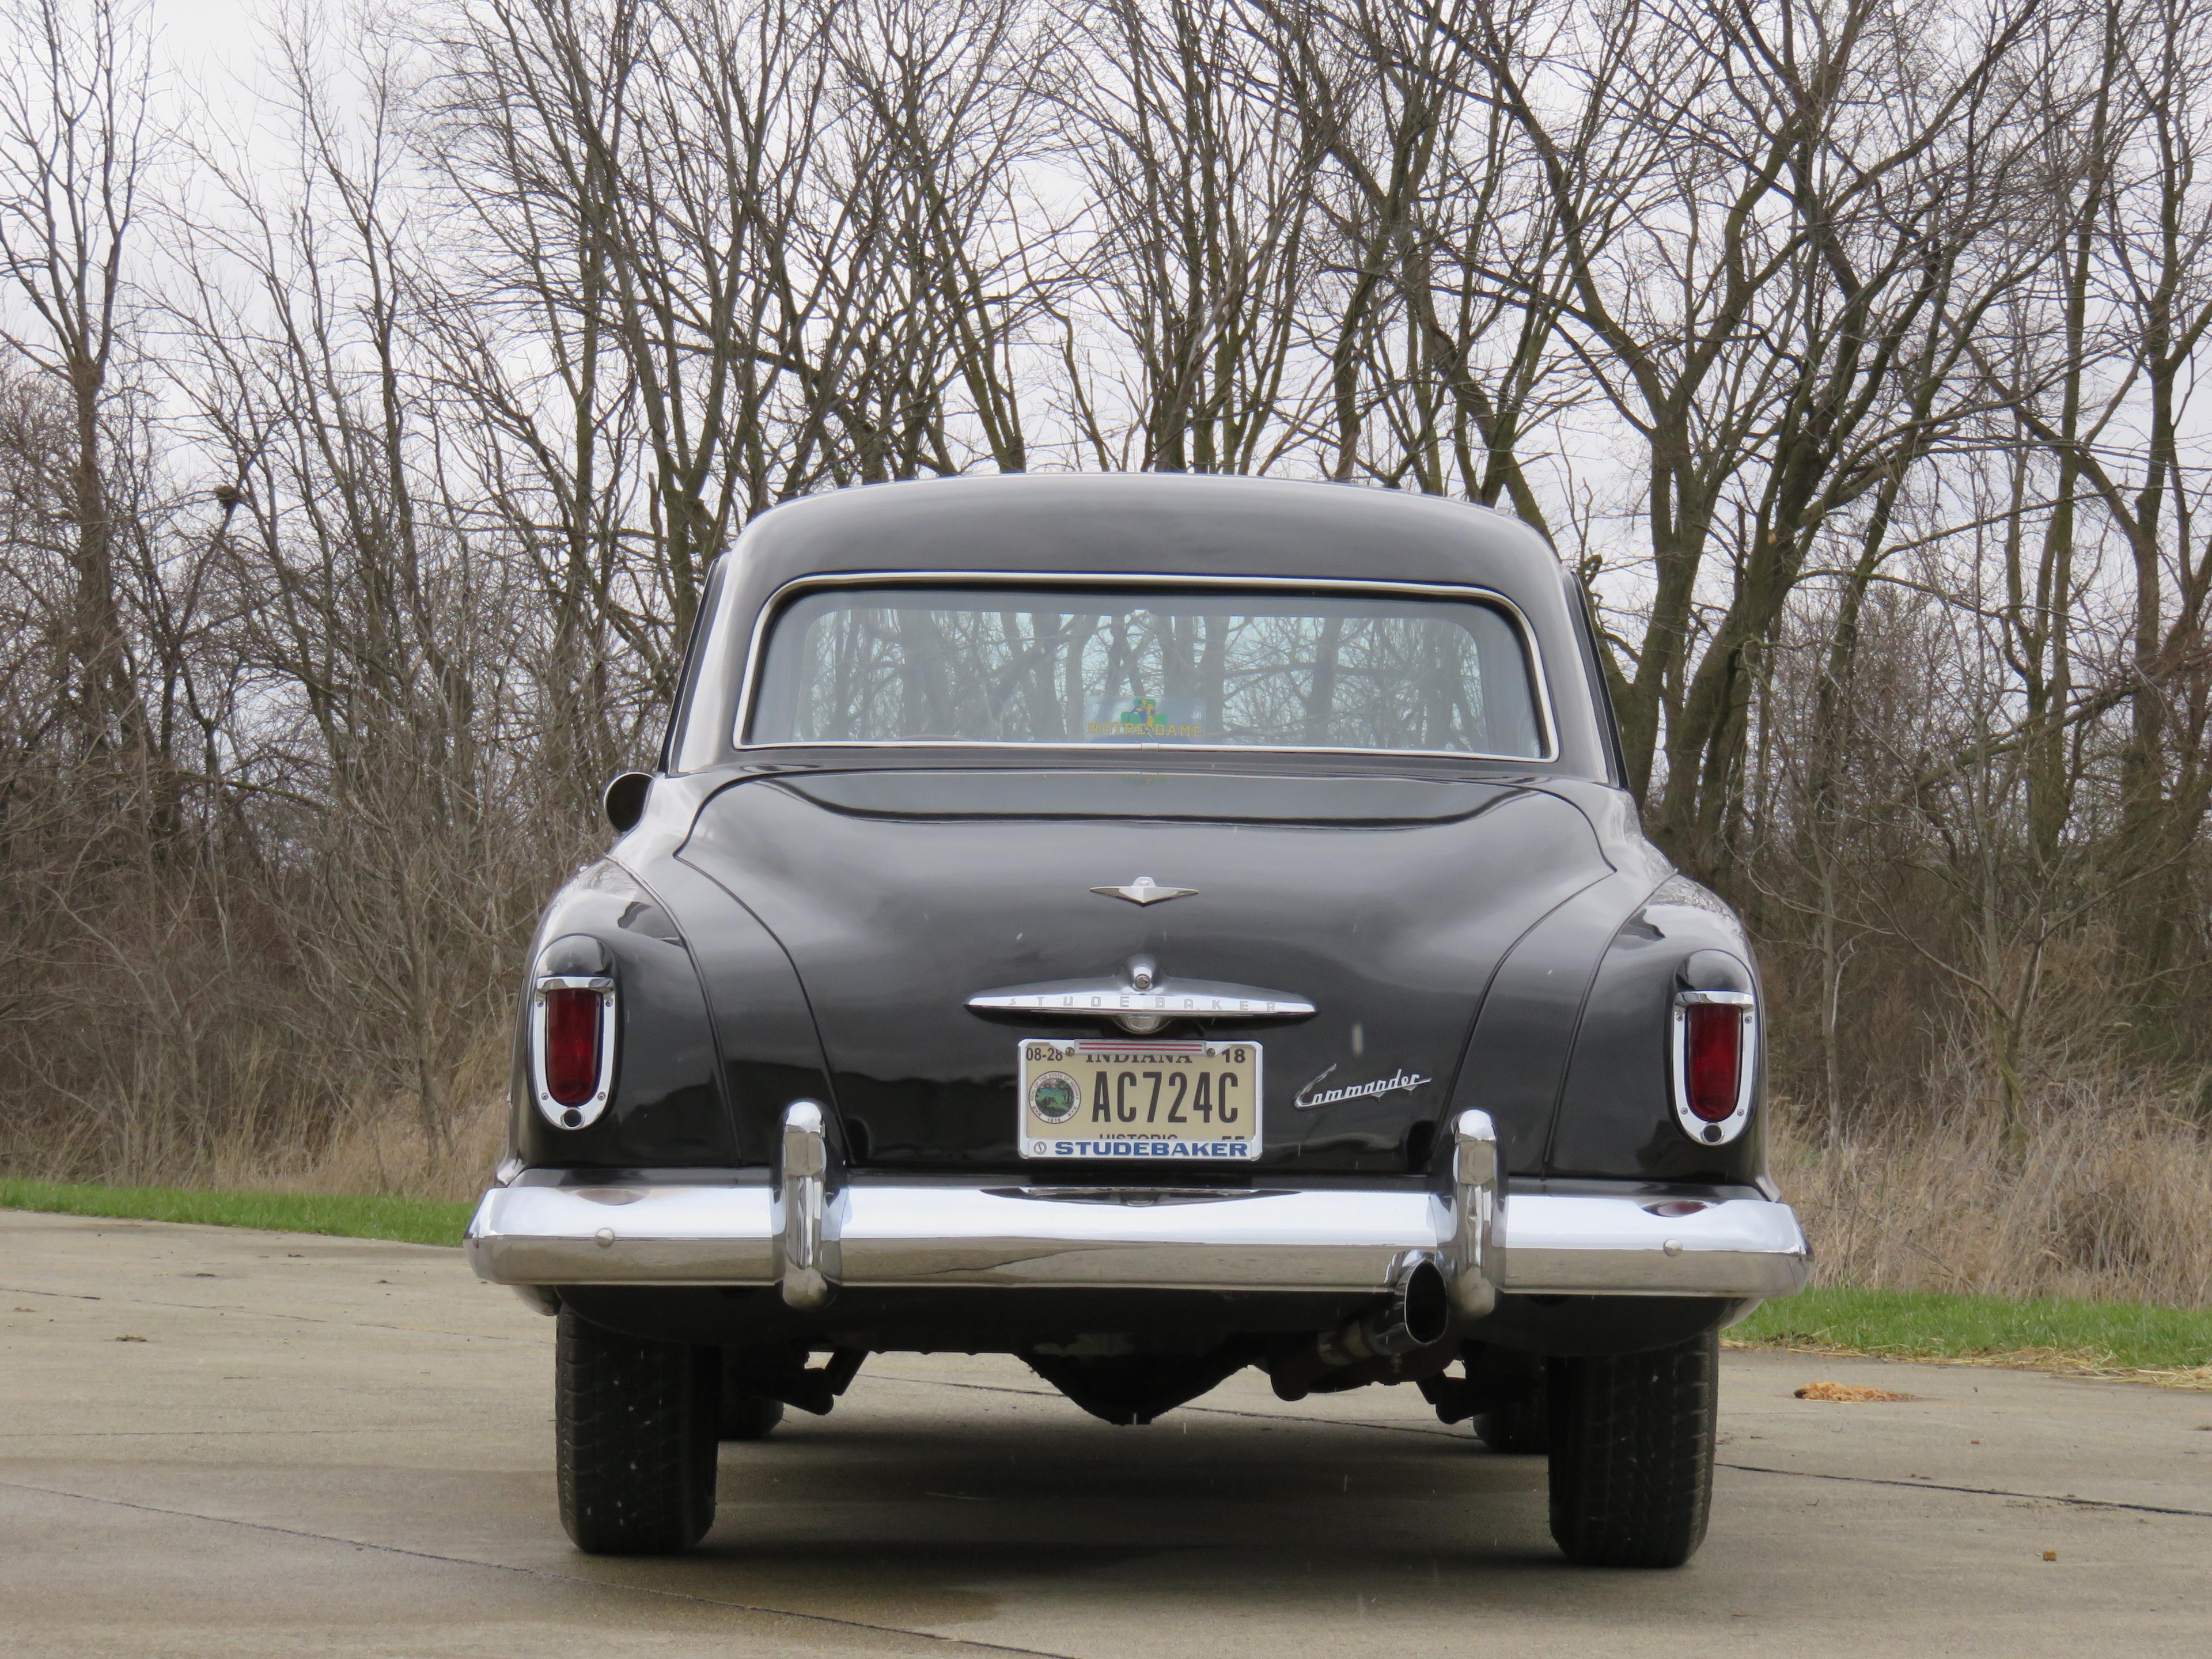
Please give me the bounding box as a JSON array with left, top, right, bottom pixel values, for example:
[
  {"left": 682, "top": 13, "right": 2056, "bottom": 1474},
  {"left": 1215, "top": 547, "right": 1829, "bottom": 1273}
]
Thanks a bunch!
[
  {"left": 1442, "top": 866, "right": 1663, "bottom": 1177},
  {"left": 640, "top": 839, "right": 842, "bottom": 1168},
  {"left": 509, "top": 861, "right": 734, "bottom": 1169},
  {"left": 509, "top": 768, "right": 842, "bottom": 1172},
  {"left": 1547, "top": 876, "right": 1768, "bottom": 1184}
]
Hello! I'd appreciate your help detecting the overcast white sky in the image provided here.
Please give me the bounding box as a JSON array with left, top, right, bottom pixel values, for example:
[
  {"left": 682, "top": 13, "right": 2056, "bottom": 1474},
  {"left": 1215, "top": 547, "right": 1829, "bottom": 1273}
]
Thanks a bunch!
[{"left": 154, "top": 0, "right": 260, "bottom": 81}]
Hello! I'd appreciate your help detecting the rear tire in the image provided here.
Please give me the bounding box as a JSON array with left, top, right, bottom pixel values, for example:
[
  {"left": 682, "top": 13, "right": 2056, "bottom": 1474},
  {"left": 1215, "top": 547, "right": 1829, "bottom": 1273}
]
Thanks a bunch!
[
  {"left": 1546, "top": 1331, "right": 1715, "bottom": 1568},
  {"left": 1472, "top": 1366, "right": 1548, "bottom": 1453},
  {"left": 720, "top": 1388, "right": 786, "bottom": 1441},
  {"left": 717, "top": 1346, "right": 788, "bottom": 1439},
  {"left": 555, "top": 1307, "right": 718, "bottom": 1555}
]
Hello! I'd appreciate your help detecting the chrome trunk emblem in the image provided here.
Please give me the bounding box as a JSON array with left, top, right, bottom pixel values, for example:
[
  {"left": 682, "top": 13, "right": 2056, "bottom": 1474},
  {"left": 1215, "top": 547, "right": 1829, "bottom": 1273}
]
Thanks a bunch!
[
  {"left": 1091, "top": 874, "right": 1197, "bottom": 906},
  {"left": 968, "top": 972, "right": 1315, "bottom": 1026}
]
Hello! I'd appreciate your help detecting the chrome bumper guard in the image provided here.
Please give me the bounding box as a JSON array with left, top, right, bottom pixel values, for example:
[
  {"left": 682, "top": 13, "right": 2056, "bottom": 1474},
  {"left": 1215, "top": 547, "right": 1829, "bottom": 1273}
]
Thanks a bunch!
[{"left": 468, "top": 1106, "right": 1809, "bottom": 1308}]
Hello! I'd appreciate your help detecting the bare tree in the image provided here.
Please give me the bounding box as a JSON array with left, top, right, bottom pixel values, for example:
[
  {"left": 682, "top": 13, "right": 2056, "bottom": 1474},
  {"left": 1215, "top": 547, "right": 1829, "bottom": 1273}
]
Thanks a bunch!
[
  {"left": 1978, "top": 0, "right": 2212, "bottom": 979},
  {"left": 1060, "top": 0, "right": 1320, "bottom": 471},
  {"left": 0, "top": 0, "right": 154, "bottom": 768}
]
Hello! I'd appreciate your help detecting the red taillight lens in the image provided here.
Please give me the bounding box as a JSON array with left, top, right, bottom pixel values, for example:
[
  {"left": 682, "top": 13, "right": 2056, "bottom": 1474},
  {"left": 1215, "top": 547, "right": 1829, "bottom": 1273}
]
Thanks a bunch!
[
  {"left": 1683, "top": 1002, "right": 1743, "bottom": 1122},
  {"left": 543, "top": 987, "right": 603, "bottom": 1107}
]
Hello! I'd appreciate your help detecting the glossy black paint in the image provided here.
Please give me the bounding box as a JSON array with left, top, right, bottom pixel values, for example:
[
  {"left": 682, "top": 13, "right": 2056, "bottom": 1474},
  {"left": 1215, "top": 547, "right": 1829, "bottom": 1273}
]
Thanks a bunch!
[
  {"left": 1548, "top": 878, "right": 1766, "bottom": 1183},
  {"left": 504, "top": 476, "right": 1770, "bottom": 1197},
  {"left": 677, "top": 766, "right": 1612, "bottom": 1175},
  {"left": 509, "top": 861, "right": 732, "bottom": 1169}
]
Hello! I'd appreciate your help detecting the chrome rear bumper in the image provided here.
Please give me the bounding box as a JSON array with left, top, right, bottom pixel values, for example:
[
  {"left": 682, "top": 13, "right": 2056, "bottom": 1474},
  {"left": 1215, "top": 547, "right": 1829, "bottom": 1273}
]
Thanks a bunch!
[{"left": 468, "top": 1107, "right": 1808, "bottom": 1308}]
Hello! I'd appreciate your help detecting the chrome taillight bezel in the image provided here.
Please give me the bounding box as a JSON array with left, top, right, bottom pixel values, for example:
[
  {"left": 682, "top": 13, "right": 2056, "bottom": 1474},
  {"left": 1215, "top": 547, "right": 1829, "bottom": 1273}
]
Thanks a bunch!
[
  {"left": 1671, "top": 988, "right": 1756, "bottom": 1146},
  {"left": 532, "top": 973, "right": 617, "bottom": 1129}
]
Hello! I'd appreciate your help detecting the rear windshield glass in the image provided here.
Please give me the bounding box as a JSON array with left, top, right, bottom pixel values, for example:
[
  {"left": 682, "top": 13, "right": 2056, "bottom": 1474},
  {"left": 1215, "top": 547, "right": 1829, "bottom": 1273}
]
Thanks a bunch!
[{"left": 744, "top": 586, "right": 1546, "bottom": 756}]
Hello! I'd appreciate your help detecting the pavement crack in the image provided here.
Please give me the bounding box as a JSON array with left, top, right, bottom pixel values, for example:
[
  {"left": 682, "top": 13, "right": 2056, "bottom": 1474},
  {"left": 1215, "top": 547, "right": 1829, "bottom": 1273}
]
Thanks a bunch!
[
  {"left": 0, "top": 1427, "right": 402, "bottom": 1440},
  {"left": 0, "top": 1476, "right": 1085, "bottom": 1659},
  {"left": 0, "top": 1283, "right": 533, "bottom": 1344},
  {"left": 880, "top": 1373, "right": 2212, "bottom": 1518},
  {"left": 1715, "top": 1461, "right": 2212, "bottom": 1520}
]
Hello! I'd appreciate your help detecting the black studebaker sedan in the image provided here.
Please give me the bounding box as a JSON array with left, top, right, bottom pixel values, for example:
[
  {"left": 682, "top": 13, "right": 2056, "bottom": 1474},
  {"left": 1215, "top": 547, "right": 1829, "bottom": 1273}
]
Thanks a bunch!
[{"left": 467, "top": 474, "right": 1808, "bottom": 1567}]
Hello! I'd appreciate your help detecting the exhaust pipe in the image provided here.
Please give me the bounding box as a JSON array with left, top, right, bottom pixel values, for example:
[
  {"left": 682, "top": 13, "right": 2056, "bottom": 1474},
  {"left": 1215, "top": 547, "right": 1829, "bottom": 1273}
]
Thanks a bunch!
[{"left": 1271, "top": 1253, "right": 1450, "bottom": 1400}]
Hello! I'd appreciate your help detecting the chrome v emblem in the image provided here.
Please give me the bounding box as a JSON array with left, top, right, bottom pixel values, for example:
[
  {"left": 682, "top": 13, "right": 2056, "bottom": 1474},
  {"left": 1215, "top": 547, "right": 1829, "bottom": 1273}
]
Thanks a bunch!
[{"left": 1090, "top": 874, "right": 1198, "bottom": 906}]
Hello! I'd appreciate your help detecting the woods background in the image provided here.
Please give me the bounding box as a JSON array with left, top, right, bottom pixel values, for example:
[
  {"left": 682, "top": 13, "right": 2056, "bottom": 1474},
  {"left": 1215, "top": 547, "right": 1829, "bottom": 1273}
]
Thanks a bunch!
[{"left": 3, "top": 0, "right": 2209, "bottom": 1302}]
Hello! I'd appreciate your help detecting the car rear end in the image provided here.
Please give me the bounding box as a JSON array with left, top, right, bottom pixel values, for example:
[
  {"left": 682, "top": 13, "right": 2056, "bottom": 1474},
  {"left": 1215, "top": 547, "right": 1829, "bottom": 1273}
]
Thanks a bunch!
[{"left": 464, "top": 476, "right": 1808, "bottom": 1564}]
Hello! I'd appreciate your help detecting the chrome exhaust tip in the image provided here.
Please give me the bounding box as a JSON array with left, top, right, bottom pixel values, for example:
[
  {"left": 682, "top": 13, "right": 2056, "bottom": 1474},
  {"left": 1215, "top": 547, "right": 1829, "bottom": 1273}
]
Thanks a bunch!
[
  {"left": 1331, "top": 1251, "right": 1449, "bottom": 1361},
  {"left": 1270, "top": 1252, "right": 1452, "bottom": 1400}
]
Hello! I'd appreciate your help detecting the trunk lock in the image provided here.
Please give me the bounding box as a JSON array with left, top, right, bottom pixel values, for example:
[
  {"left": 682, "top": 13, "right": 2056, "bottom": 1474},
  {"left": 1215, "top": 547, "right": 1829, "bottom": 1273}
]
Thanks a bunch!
[{"left": 1119, "top": 956, "right": 1164, "bottom": 1033}]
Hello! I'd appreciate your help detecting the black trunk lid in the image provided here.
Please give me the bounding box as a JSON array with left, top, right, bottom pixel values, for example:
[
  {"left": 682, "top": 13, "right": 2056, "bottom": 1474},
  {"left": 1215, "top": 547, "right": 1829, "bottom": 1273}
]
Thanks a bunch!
[{"left": 678, "top": 767, "right": 1610, "bottom": 1174}]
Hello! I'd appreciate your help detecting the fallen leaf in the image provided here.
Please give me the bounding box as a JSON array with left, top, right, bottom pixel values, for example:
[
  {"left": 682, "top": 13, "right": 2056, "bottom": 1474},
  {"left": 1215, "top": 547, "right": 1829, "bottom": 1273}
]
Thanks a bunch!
[
  {"left": 1795, "top": 1381, "right": 1918, "bottom": 1403},
  {"left": 2041, "top": 1550, "right": 2058, "bottom": 1562},
  {"left": 115, "top": 1335, "right": 146, "bottom": 1343}
]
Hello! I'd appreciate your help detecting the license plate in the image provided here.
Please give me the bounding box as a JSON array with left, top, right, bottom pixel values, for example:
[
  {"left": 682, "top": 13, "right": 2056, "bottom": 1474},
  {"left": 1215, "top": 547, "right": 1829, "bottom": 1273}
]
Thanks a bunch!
[{"left": 1018, "top": 1039, "right": 1262, "bottom": 1161}]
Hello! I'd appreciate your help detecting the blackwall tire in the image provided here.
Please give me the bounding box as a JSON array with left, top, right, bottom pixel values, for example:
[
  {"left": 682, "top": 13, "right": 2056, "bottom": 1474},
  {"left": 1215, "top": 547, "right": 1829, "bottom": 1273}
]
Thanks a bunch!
[
  {"left": 721, "top": 1391, "right": 786, "bottom": 1441},
  {"left": 555, "top": 1307, "right": 718, "bottom": 1555},
  {"left": 1472, "top": 1368, "right": 1549, "bottom": 1454},
  {"left": 1546, "top": 1330, "right": 1715, "bottom": 1568}
]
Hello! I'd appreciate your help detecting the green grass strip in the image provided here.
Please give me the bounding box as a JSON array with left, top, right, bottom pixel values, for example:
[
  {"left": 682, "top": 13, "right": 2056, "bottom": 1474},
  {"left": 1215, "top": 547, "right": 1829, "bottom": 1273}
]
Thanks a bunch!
[
  {"left": 0, "top": 1178, "right": 472, "bottom": 1248},
  {"left": 1735, "top": 1284, "right": 2212, "bottom": 1376}
]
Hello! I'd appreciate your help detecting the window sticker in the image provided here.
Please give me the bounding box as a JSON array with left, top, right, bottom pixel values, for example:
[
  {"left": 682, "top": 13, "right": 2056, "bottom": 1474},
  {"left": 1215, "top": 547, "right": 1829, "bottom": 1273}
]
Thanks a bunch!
[{"left": 1084, "top": 694, "right": 1207, "bottom": 742}]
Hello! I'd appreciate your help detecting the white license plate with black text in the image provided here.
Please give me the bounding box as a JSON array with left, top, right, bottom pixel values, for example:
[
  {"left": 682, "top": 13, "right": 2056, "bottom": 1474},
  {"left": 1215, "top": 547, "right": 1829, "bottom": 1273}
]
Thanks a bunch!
[{"left": 1018, "top": 1039, "right": 1262, "bottom": 1161}]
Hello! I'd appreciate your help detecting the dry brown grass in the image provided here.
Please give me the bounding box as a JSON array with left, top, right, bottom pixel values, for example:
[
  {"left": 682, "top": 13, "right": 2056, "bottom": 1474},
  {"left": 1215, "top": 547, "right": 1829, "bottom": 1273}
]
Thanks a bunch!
[
  {"left": 0, "top": 1027, "right": 512, "bottom": 1206},
  {"left": 1771, "top": 1066, "right": 2212, "bottom": 1309},
  {"left": 185, "top": 1093, "right": 510, "bottom": 1205}
]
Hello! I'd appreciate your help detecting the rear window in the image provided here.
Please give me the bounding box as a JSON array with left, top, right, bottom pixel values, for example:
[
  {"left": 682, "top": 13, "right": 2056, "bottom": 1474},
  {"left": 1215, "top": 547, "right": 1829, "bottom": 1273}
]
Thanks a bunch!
[{"left": 744, "top": 585, "right": 1547, "bottom": 757}]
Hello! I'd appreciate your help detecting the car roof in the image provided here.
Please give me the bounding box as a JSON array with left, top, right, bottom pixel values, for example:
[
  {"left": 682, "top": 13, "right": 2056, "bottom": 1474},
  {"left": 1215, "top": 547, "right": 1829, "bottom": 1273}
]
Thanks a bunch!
[
  {"left": 726, "top": 473, "right": 1563, "bottom": 593},
  {"left": 666, "top": 474, "right": 1617, "bottom": 783}
]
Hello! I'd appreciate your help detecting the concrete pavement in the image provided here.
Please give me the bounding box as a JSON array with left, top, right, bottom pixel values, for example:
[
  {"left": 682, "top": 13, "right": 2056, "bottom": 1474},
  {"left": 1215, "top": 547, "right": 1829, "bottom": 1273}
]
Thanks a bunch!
[{"left": 1, "top": 1208, "right": 2206, "bottom": 1657}]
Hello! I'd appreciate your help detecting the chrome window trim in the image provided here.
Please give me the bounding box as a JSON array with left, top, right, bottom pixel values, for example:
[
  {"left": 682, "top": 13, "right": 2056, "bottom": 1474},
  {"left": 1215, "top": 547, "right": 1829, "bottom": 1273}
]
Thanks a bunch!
[
  {"left": 728, "top": 570, "right": 1562, "bottom": 765},
  {"left": 1671, "top": 988, "right": 1756, "bottom": 1146},
  {"left": 531, "top": 974, "right": 618, "bottom": 1130}
]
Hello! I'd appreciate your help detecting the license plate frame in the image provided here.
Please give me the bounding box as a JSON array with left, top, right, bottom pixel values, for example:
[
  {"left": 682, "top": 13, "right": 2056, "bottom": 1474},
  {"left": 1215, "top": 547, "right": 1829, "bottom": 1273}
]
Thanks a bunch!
[{"left": 1017, "top": 1037, "right": 1262, "bottom": 1161}]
